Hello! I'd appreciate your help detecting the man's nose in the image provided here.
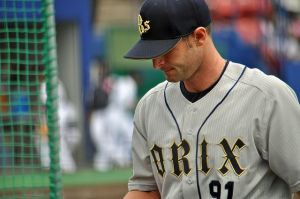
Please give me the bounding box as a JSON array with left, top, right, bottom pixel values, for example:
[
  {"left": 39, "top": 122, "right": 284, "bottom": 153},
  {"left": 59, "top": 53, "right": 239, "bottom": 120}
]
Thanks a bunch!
[{"left": 152, "top": 57, "right": 165, "bottom": 69}]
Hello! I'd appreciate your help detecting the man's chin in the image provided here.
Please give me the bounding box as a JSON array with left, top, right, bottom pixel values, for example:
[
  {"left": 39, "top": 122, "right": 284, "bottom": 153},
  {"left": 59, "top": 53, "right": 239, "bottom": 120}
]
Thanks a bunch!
[{"left": 165, "top": 76, "right": 180, "bottom": 83}]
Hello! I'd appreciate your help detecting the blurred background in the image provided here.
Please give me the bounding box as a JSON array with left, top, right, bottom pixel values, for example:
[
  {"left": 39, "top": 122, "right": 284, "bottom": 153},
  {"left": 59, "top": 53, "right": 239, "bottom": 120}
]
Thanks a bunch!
[
  {"left": 23, "top": 0, "right": 300, "bottom": 198},
  {"left": 52, "top": 0, "right": 300, "bottom": 198}
]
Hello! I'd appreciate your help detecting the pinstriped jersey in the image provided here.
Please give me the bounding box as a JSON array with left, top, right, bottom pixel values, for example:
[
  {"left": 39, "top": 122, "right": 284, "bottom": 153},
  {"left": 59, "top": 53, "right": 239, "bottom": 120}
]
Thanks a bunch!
[{"left": 128, "top": 61, "right": 300, "bottom": 199}]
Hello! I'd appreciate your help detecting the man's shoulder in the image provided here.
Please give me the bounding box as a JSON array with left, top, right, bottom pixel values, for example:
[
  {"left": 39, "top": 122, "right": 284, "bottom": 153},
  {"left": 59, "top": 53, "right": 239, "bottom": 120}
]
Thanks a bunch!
[{"left": 228, "top": 61, "right": 298, "bottom": 101}]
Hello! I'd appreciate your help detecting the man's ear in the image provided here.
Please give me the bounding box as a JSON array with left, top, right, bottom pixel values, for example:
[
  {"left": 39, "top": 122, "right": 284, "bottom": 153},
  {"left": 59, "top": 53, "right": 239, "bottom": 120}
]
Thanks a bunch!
[{"left": 193, "top": 27, "right": 207, "bottom": 46}]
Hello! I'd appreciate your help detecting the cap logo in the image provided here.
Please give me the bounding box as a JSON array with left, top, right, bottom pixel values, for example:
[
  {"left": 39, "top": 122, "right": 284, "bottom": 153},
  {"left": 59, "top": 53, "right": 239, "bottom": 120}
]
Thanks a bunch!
[{"left": 138, "top": 15, "right": 150, "bottom": 35}]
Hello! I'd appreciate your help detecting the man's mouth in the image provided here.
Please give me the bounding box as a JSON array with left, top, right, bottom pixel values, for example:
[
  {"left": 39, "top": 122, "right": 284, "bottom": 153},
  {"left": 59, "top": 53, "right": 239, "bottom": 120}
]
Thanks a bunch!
[{"left": 162, "top": 68, "right": 174, "bottom": 73}]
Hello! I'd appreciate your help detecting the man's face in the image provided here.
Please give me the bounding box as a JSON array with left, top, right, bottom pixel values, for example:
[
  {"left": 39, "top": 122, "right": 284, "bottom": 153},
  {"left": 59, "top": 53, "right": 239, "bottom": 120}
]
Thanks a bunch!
[{"left": 152, "top": 37, "right": 203, "bottom": 82}]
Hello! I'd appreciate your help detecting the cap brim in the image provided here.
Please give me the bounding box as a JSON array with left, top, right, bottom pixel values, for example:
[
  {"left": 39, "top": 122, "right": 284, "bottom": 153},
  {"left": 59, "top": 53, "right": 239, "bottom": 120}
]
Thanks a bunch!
[{"left": 124, "top": 38, "right": 181, "bottom": 59}]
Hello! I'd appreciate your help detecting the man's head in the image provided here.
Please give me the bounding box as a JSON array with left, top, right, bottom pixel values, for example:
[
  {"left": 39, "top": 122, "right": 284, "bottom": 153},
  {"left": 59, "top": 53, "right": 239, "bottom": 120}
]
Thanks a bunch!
[
  {"left": 124, "top": 0, "right": 211, "bottom": 60},
  {"left": 152, "top": 26, "right": 209, "bottom": 82}
]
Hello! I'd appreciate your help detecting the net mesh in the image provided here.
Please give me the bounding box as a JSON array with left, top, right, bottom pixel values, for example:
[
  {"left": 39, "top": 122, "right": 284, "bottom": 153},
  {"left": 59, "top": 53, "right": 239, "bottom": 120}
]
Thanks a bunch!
[{"left": 0, "top": 0, "right": 61, "bottom": 198}]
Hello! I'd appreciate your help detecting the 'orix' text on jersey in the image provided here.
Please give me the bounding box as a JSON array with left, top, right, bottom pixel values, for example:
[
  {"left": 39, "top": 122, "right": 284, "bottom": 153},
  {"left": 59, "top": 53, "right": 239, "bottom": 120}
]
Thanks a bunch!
[{"left": 150, "top": 136, "right": 247, "bottom": 178}]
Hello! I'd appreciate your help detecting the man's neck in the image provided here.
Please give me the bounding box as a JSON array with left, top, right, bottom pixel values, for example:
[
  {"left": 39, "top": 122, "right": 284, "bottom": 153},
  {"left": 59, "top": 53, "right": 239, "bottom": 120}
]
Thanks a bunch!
[{"left": 184, "top": 55, "right": 226, "bottom": 93}]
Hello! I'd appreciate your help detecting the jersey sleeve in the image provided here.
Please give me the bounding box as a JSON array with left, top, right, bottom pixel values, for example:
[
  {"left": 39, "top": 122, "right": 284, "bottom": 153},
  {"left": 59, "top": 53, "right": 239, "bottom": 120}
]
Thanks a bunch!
[
  {"left": 262, "top": 80, "right": 300, "bottom": 193},
  {"left": 128, "top": 100, "right": 158, "bottom": 192}
]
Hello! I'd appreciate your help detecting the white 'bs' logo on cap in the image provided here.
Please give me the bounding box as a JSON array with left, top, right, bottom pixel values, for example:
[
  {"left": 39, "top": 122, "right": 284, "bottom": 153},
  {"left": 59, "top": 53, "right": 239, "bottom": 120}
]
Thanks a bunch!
[{"left": 138, "top": 15, "right": 150, "bottom": 35}]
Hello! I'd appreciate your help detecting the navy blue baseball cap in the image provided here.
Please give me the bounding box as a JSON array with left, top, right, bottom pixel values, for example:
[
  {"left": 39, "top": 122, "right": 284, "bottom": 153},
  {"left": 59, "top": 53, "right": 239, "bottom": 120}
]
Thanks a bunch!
[{"left": 124, "top": 0, "right": 211, "bottom": 59}]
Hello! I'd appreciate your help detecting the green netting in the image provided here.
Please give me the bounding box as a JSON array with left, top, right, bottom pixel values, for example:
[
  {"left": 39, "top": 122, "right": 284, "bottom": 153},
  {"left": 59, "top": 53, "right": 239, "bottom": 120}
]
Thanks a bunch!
[{"left": 0, "top": 0, "right": 62, "bottom": 198}]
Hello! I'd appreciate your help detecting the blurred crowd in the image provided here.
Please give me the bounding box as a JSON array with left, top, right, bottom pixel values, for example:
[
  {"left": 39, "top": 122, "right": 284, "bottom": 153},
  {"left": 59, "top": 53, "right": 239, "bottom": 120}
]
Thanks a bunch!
[
  {"left": 208, "top": 0, "right": 300, "bottom": 75},
  {"left": 37, "top": 65, "right": 139, "bottom": 172},
  {"left": 88, "top": 61, "right": 139, "bottom": 171}
]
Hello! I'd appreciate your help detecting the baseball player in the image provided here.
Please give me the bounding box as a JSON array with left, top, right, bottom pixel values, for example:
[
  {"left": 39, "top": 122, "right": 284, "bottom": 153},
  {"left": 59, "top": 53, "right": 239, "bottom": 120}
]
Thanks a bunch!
[{"left": 123, "top": 0, "right": 300, "bottom": 198}]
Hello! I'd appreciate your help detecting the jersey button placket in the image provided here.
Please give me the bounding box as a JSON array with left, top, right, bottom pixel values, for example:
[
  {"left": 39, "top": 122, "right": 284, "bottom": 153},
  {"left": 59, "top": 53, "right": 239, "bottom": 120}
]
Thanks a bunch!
[{"left": 187, "top": 107, "right": 197, "bottom": 135}]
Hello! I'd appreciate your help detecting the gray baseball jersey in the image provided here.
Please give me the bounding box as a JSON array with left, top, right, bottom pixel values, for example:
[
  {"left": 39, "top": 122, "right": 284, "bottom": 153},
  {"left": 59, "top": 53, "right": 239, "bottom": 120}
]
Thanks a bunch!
[{"left": 129, "top": 61, "right": 300, "bottom": 199}]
